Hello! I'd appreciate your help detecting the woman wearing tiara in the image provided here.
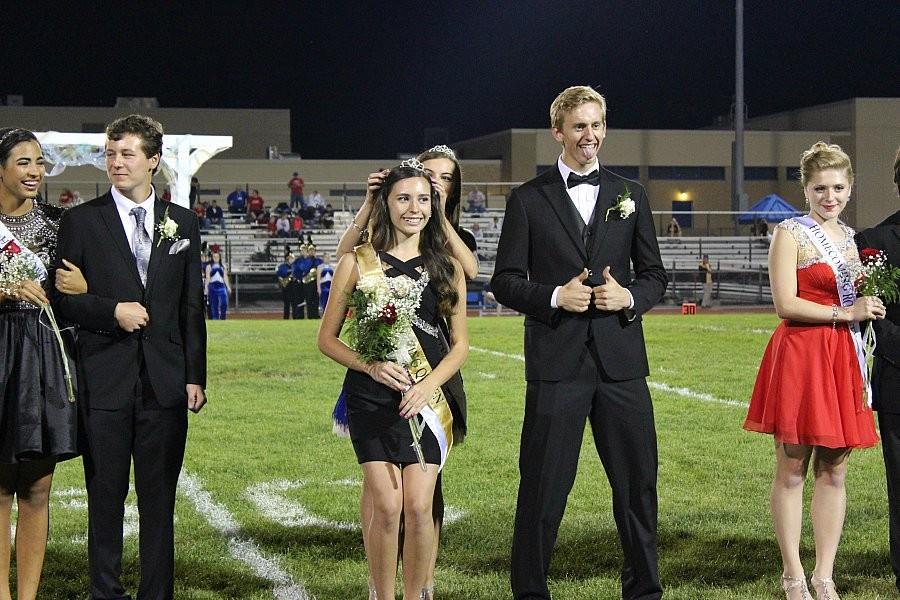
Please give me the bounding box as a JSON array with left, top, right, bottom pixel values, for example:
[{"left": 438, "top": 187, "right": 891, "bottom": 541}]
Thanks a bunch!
[
  {"left": 335, "top": 146, "right": 476, "bottom": 597},
  {"left": 318, "top": 160, "right": 468, "bottom": 600},
  {"left": 744, "top": 142, "right": 884, "bottom": 600},
  {"left": 0, "top": 128, "right": 87, "bottom": 599}
]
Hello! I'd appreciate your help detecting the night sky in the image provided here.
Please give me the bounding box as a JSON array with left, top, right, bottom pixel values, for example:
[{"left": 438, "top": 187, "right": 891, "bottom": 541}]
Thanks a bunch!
[{"left": 2, "top": 1, "right": 897, "bottom": 158}]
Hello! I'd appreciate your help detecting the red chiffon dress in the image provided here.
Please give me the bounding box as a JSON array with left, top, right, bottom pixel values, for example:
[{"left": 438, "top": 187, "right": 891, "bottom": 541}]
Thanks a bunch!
[{"left": 744, "top": 220, "right": 878, "bottom": 449}]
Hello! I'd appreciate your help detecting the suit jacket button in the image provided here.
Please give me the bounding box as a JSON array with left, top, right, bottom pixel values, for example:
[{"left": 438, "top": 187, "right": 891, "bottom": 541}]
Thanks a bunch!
[{"left": 142, "top": 333, "right": 150, "bottom": 340}]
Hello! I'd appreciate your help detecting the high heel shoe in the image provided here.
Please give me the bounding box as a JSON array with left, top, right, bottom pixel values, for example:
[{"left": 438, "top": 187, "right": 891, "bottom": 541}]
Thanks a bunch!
[
  {"left": 809, "top": 573, "right": 839, "bottom": 600},
  {"left": 368, "top": 585, "right": 377, "bottom": 600},
  {"left": 781, "top": 573, "right": 812, "bottom": 600},
  {"left": 421, "top": 586, "right": 434, "bottom": 600}
]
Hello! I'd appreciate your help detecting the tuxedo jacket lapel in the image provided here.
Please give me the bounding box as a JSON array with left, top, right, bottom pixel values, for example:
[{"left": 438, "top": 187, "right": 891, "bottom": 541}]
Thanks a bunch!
[
  {"left": 98, "top": 194, "right": 144, "bottom": 288},
  {"left": 144, "top": 197, "right": 166, "bottom": 293},
  {"left": 538, "top": 173, "right": 588, "bottom": 262},
  {"left": 587, "top": 170, "right": 620, "bottom": 258}
]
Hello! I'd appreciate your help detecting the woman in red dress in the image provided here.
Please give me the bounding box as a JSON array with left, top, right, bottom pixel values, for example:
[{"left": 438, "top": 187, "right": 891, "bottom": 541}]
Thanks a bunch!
[{"left": 745, "top": 142, "right": 886, "bottom": 600}]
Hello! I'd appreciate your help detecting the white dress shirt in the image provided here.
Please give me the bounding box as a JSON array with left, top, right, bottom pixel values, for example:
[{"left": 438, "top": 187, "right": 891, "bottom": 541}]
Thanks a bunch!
[
  {"left": 111, "top": 185, "right": 156, "bottom": 254},
  {"left": 549, "top": 157, "right": 634, "bottom": 310}
]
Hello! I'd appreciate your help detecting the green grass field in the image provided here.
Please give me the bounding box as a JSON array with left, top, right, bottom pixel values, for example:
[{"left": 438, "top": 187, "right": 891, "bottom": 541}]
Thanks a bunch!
[{"left": 23, "top": 314, "right": 897, "bottom": 599}]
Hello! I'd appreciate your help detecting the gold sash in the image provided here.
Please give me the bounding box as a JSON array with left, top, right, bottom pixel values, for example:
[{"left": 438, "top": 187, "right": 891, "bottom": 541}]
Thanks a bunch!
[{"left": 354, "top": 243, "right": 454, "bottom": 469}]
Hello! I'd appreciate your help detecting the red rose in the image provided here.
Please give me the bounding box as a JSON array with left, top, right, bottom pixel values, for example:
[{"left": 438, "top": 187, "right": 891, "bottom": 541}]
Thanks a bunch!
[
  {"left": 380, "top": 303, "right": 398, "bottom": 325},
  {"left": 2, "top": 240, "right": 21, "bottom": 255},
  {"left": 860, "top": 248, "right": 880, "bottom": 261}
]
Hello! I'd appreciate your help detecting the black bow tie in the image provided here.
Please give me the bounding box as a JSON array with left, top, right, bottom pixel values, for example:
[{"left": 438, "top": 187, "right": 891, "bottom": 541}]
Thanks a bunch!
[{"left": 566, "top": 170, "right": 600, "bottom": 188}]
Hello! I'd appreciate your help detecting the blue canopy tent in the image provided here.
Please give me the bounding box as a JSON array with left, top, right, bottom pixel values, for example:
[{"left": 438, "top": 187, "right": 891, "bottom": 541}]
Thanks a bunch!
[{"left": 737, "top": 194, "right": 801, "bottom": 224}]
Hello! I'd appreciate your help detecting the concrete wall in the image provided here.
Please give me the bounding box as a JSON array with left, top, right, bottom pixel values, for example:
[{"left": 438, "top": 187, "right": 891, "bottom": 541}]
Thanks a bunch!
[{"left": 0, "top": 105, "right": 291, "bottom": 159}]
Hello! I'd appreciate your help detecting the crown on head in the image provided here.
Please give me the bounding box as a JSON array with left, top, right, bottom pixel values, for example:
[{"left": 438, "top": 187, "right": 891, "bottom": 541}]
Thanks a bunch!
[
  {"left": 427, "top": 144, "right": 456, "bottom": 160},
  {"left": 399, "top": 157, "right": 426, "bottom": 171}
]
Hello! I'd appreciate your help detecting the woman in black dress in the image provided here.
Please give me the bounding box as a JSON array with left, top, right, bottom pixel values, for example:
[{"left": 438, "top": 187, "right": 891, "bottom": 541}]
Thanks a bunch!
[
  {"left": 0, "top": 128, "right": 86, "bottom": 599},
  {"left": 318, "top": 163, "right": 468, "bottom": 600},
  {"left": 335, "top": 147, "right": 476, "bottom": 598}
]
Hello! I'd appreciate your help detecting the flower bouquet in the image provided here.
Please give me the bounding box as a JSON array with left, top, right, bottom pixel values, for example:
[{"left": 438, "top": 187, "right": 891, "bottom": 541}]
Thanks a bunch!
[
  {"left": 344, "top": 269, "right": 429, "bottom": 469},
  {"left": 855, "top": 247, "right": 900, "bottom": 393},
  {"left": 0, "top": 240, "right": 75, "bottom": 402}
]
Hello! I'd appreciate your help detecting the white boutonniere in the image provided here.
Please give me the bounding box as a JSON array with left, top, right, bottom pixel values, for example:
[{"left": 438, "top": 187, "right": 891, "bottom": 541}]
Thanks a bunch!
[
  {"left": 156, "top": 207, "right": 179, "bottom": 247},
  {"left": 605, "top": 186, "right": 636, "bottom": 221}
]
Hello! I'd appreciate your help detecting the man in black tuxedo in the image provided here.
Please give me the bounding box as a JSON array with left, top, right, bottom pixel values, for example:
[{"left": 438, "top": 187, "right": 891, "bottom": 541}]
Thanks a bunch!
[
  {"left": 52, "top": 114, "right": 207, "bottom": 600},
  {"left": 492, "top": 86, "right": 667, "bottom": 600},
  {"left": 854, "top": 148, "right": 900, "bottom": 594}
]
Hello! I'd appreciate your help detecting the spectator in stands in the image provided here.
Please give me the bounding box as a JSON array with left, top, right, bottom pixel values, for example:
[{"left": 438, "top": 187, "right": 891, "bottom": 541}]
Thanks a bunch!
[
  {"left": 321, "top": 203, "right": 335, "bottom": 229},
  {"left": 193, "top": 200, "right": 209, "bottom": 229},
  {"left": 226, "top": 185, "right": 248, "bottom": 214},
  {"left": 698, "top": 254, "right": 713, "bottom": 307},
  {"left": 275, "top": 199, "right": 290, "bottom": 214},
  {"left": 465, "top": 187, "right": 486, "bottom": 213},
  {"left": 471, "top": 221, "right": 485, "bottom": 244},
  {"left": 744, "top": 142, "right": 882, "bottom": 600},
  {"left": 666, "top": 217, "right": 681, "bottom": 237},
  {"left": 247, "top": 189, "right": 265, "bottom": 222},
  {"left": 161, "top": 186, "right": 172, "bottom": 203},
  {"left": 189, "top": 176, "right": 200, "bottom": 209},
  {"left": 276, "top": 251, "right": 298, "bottom": 319},
  {"left": 266, "top": 215, "right": 278, "bottom": 237},
  {"left": 58, "top": 188, "right": 74, "bottom": 207},
  {"left": 276, "top": 213, "right": 291, "bottom": 238},
  {"left": 755, "top": 217, "right": 769, "bottom": 237},
  {"left": 70, "top": 190, "right": 84, "bottom": 207},
  {"left": 206, "top": 199, "right": 225, "bottom": 229},
  {"left": 490, "top": 215, "right": 501, "bottom": 232},
  {"left": 205, "top": 248, "right": 231, "bottom": 320},
  {"left": 291, "top": 212, "right": 304, "bottom": 239},
  {"left": 310, "top": 189, "right": 325, "bottom": 211},
  {"left": 288, "top": 171, "right": 305, "bottom": 210}
]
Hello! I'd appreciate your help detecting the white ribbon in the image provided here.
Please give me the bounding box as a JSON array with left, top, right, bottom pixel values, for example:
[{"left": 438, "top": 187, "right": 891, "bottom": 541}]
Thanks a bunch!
[
  {"left": 0, "top": 220, "right": 48, "bottom": 282},
  {"left": 418, "top": 405, "right": 450, "bottom": 472},
  {"left": 793, "top": 216, "right": 871, "bottom": 407}
]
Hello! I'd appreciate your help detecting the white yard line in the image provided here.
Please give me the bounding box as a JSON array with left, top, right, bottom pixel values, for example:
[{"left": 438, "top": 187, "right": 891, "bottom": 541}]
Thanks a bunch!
[
  {"left": 178, "top": 470, "right": 314, "bottom": 600},
  {"left": 469, "top": 346, "right": 748, "bottom": 408}
]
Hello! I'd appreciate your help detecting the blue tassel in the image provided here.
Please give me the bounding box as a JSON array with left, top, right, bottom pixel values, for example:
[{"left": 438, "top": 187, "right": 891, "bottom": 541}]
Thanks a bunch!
[{"left": 331, "top": 388, "right": 350, "bottom": 438}]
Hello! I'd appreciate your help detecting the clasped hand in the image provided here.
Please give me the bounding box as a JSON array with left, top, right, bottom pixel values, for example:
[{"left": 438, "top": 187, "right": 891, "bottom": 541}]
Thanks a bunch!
[{"left": 557, "top": 267, "right": 631, "bottom": 313}]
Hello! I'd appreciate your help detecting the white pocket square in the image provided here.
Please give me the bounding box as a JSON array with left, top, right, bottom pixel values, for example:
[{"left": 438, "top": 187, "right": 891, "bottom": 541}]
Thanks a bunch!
[{"left": 169, "top": 239, "right": 190, "bottom": 255}]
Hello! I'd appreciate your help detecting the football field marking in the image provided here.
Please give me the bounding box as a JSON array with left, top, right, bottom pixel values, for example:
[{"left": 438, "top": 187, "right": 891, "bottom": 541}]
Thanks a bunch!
[
  {"left": 246, "top": 479, "right": 468, "bottom": 531},
  {"left": 179, "top": 470, "right": 314, "bottom": 600},
  {"left": 469, "top": 346, "right": 747, "bottom": 408}
]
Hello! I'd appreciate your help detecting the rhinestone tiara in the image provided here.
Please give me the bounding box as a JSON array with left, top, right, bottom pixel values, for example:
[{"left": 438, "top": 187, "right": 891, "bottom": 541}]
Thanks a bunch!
[
  {"left": 399, "top": 157, "right": 426, "bottom": 171},
  {"left": 427, "top": 144, "right": 456, "bottom": 159}
]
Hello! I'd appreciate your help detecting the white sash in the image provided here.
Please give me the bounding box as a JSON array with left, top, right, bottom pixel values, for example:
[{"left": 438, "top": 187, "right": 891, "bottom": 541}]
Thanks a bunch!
[
  {"left": 793, "top": 216, "right": 871, "bottom": 407},
  {"left": 0, "top": 220, "right": 48, "bottom": 282}
]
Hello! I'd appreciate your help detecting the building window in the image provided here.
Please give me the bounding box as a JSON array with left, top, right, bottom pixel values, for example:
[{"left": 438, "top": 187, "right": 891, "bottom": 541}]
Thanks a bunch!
[
  {"left": 785, "top": 167, "right": 801, "bottom": 182},
  {"left": 648, "top": 166, "right": 725, "bottom": 180},
  {"left": 745, "top": 167, "right": 779, "bottom": 180}
]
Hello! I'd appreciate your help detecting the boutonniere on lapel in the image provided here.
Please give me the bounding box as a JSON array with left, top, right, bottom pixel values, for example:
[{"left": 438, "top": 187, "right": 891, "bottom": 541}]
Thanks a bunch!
[
  {"left": 155, "top": 207, "right": 179, "bottom": 247},
  {"left": 605, "top": 185, "right": 636, "bottom": 221}
]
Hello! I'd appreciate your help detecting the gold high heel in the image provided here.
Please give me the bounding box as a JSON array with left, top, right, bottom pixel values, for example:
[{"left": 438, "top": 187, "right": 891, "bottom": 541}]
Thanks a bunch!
[
  {"left": 809, "top": 573, "right": 839, "bottom": 600},
  {"left": 782, "top": 573, "right": 812, "bottom": 600}
]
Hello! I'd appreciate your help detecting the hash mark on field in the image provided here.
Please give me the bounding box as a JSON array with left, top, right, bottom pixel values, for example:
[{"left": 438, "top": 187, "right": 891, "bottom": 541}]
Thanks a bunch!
[
  {"left": 179, "top": 471, "right": 313, "bottom": 600},
  {"left": 469, "top": 346, "right": 747, "bottom": 408}
]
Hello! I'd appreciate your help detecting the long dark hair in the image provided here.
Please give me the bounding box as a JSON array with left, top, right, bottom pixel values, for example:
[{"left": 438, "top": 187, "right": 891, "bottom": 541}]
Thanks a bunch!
[
  {"left": 369, "top": 166, "right": 458, "bottom": 317},
  {"left": 417, "top": 149, "right": 462, "bottom": 228},
  {"left": 0, "top": 128, "right": 40, "bottom": 166}
]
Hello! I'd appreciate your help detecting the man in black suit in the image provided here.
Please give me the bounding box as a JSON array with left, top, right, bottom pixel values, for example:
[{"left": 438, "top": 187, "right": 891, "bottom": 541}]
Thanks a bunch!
[
  {"left": 855, "top": 147, "right": 900, "bottom": 594},
  {"left": 52, "top": 114, "right": 207, "bottom": 600},
  {"left": 492, "top": 86, "right": 667, "bottom": 600}
]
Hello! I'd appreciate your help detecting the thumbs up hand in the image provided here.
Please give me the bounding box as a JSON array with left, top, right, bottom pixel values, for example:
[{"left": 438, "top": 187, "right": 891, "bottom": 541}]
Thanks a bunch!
[
  {"left": 593, "top": 266, "right": 632, "bottom": 311},
  {"left": 557, "top": 268, "right": 592, "bottom": 313}
]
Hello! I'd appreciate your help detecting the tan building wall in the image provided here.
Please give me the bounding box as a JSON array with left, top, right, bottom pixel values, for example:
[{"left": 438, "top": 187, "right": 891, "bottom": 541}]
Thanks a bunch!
[{"left": 0, "top": 105, "right": 291, "bottom": 159}]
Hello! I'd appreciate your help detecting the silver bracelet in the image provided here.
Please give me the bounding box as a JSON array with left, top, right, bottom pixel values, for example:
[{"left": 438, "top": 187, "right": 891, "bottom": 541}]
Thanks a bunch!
[{"left": 350, "top": 220, "right": 364, "bottom": 233}]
